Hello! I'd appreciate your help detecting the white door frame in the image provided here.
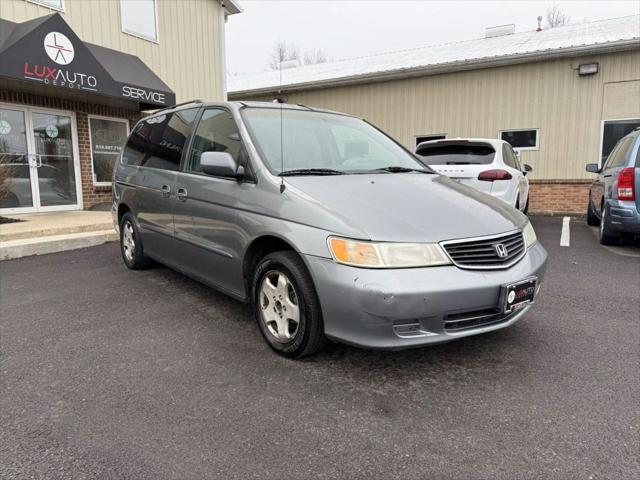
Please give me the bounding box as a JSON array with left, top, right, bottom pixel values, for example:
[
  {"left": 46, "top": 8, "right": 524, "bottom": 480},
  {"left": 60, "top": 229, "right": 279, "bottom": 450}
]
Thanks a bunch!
[
  {"left": 598, "top": 117, "right": 640, "bottom": 168},
  {"left": 0, "top": 102, "right": 83, "bottom": 215}
]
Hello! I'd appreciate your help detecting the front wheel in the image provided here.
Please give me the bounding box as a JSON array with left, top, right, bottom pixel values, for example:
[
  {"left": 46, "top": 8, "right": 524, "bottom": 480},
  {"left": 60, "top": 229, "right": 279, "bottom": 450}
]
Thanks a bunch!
[{"left": 252, "top": 251, "right": 326, "bottom": 358}]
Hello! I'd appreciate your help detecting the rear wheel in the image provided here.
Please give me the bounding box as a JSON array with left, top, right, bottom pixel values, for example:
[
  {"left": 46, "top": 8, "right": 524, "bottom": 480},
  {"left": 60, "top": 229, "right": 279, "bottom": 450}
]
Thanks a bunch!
[
  {"left": 252, "top": 251, "right": 326, "bottom": 358},
  {"left": 119, "top": 212, "right": 151, "bottom": 269},
  {"left": 586, "top": 199, "right": 600, "bottom": 226},
  {"left": 599, "top": 204, "right": 618, "bottom": 245}
]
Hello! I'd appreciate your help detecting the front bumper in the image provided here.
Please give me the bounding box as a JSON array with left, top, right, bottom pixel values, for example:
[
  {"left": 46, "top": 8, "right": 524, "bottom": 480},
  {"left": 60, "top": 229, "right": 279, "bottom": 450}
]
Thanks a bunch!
[{"left": 303, "top": 241, "right": 548, "bottom": 349}]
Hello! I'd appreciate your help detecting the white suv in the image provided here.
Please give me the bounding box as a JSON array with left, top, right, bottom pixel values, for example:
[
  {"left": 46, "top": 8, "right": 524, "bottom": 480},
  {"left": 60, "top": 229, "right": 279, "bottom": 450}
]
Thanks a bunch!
[{"left": 416, "top": 138, "right": 531, "bottom": 213}]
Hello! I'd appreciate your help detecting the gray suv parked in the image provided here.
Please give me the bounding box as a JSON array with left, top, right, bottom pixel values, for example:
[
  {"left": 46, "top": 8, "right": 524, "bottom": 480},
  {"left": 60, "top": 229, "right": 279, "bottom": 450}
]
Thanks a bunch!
[
  {"left": 112, "top": 101, "right": 547, "bottom": 357},
  {"left": 586, "top": 128, "right": 640, "bottom": 244}
]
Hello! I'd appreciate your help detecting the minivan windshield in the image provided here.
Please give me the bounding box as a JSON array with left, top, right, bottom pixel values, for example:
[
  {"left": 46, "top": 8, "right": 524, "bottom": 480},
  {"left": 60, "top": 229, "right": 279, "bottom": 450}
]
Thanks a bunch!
[{"left": 241, "top": 107, "right": 429, "bottom": 174}]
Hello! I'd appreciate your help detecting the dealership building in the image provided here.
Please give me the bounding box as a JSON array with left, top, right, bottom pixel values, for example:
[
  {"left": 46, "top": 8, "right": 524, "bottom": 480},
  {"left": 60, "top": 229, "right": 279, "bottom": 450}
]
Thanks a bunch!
[
  {"left": 229, "top": 15, "right": 640, "bottom": 214},
  {"left": 0, "top": 0, "right": 241, "bottom": 214}
]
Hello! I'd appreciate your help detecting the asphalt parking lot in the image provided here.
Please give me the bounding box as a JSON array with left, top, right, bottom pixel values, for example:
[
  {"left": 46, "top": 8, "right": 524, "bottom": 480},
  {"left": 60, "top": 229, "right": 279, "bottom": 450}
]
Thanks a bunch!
[{"left": 1, "top": 216, "right": 638, "bottom": 480}]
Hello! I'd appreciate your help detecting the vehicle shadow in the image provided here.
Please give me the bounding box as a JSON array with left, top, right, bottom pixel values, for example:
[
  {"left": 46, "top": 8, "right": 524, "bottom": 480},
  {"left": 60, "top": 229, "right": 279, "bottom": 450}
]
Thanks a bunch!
[{"left": 145, "top": 261, "right": 540, "bottom": 389}]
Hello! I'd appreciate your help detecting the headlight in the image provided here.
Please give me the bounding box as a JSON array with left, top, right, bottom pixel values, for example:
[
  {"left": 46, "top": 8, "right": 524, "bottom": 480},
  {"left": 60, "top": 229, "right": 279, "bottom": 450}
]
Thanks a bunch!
[
  {"left": 523, "top": 221, "right": 537, "bottom": 248},
  {"left": 328, "top": 236, "right": 451, "bottom": 268}
]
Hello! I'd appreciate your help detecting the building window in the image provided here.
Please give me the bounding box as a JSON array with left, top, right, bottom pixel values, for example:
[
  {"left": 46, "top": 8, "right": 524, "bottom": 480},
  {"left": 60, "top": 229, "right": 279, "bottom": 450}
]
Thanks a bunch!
[
  {"left": 601, "top": 119, "right": 640, "bottom": 165},
  {"left": 120, "top": 0, "right": 159, "bottom": 42},
  {"left": 499, "top": 129, "right": 539, "bottom": 151},
  {"left": 89, "top": 117, "right": 129, "bottom": 185},
  {"left": 415, "top": 134, "right": 446, "bottom": 147},
  {"left": 27, "top": 0, "right": 64, "bottom": 11}
]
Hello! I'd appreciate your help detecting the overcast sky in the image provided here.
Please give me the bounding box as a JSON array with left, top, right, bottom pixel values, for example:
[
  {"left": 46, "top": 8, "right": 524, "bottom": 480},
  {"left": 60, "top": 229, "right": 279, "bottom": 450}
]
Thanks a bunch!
[{"left": 225, "top": 0, "right": 640, "bottom": 76}]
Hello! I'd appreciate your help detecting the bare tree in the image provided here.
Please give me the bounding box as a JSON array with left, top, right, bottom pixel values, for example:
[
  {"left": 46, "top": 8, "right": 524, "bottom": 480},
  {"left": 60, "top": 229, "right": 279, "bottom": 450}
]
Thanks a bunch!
[
  {"left": 303, "top": 48, "right": 328, "bottom": 66},
  {"left": 545, "top": 3, "right": 570, "bottom": 28},
  {"left": 269, "top": 40, "right": 300, "bottom": 70}
]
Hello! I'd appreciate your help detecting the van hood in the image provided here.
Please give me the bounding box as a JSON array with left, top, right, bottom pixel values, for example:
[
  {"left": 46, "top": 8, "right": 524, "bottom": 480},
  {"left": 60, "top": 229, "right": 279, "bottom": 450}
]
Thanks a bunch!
[{"left": 283, "top": 173, "right": 527, "bottom": 243}]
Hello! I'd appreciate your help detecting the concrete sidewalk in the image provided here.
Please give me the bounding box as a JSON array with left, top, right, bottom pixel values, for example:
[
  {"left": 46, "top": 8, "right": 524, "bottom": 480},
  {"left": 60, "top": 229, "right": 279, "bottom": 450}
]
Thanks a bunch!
[{"left": 0, "top": 211, "right": 117, "bottom": 260}]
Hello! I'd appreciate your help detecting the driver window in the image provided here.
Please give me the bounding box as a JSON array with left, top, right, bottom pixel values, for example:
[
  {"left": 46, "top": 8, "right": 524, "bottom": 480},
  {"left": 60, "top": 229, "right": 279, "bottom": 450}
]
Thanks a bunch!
[{"left": 187, "top": 109, "right": 242, "bottom": 173}]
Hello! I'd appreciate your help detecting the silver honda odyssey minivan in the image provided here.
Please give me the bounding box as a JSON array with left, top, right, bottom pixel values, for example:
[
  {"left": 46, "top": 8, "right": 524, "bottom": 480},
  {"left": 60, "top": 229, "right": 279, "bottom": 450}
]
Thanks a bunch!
[{"left": 112, "top": 101, "right": 547, "bottom": 358}]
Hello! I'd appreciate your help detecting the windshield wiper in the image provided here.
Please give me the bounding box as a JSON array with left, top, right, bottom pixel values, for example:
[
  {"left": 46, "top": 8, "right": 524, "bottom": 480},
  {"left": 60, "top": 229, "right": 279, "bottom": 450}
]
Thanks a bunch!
[
  {"left": 279, "top": 168, "right": 345, "bottom": 176},
  {"left": 374, "top": 166, "right": 433, "bottom": 174}
]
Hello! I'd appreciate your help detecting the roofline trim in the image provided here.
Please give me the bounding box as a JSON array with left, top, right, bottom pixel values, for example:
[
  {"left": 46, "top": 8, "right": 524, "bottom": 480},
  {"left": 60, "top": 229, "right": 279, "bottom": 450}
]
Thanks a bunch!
[{"left": 228, "top": 39, "right": 640, "bottom": 97}]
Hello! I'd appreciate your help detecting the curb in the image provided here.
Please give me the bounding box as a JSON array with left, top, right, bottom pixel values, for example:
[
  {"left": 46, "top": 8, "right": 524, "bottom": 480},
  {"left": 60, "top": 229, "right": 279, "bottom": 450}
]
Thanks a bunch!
[{"left": 0, "top": 229, "right": 118, "bottom": 261}]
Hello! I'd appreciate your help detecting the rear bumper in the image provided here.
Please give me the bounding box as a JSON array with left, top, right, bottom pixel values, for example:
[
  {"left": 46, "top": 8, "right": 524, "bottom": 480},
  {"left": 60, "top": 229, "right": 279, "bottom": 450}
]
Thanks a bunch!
[
  {"left": 607, "top": 200, "right": 640, "bottom": 234},
  {"left": 303, "top": 241, "right": 548, "bottom": 350}
]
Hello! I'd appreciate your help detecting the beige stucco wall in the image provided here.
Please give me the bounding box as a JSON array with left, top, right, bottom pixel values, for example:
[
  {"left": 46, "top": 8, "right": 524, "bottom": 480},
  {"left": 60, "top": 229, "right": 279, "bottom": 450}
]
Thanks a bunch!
[
  {"left": 2, "top": 0, "right": 226, "bottom": 102},
  {"left": 233, "top": 50, "right": 640, "bottom": 180}
]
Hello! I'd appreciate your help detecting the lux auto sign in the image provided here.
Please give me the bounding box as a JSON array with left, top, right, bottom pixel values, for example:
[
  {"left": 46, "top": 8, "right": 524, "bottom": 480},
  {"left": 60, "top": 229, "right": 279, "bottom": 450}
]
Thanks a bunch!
[
  {"left": 22, "top": 32, "right": 98, "bottom": 91},
  {"left": 12, "top": 26, "right": 171, "bottom": 107}
]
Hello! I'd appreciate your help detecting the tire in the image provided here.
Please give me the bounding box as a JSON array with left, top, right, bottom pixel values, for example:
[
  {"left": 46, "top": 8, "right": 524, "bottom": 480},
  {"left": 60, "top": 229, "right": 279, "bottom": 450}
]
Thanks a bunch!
[
  {"left": 252, "top": 251, "right": 327, "bottom": 358},
  {"left": 586, "top": 199, "right": 600, "bottom": 226},
  {"left": 119, "top": 212, "right": 151, "bottom": 270},
  {"left": 599, "top": 204, "right": 618, "bottom": 245},
  {"left": 522, "top": 196, "right": 530, "bottom": 215}
]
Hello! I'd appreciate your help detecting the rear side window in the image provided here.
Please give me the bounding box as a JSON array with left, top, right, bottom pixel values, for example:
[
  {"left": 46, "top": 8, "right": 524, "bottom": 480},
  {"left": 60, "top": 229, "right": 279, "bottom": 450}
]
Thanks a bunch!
[
  {"left": 416, "top": 143, "right": 495, "bottom": 165},
  {"left": 502, "top": 144, "right": 519, "bottom": 169},
  {"left": 121, "top": 108, "right": 199, "bottom": 171},
  {"left": 186, "top": 109, "right": 243, "bottom": 173},
  {"left": 604, "top": 135, "right": 635, "bottom": 169}
]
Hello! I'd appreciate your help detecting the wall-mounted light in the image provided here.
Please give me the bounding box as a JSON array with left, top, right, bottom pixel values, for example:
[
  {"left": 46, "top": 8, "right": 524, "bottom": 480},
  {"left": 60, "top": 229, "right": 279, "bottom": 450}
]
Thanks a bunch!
[{"left": 578, "top": 63, "right": 599, "bottom": 76}]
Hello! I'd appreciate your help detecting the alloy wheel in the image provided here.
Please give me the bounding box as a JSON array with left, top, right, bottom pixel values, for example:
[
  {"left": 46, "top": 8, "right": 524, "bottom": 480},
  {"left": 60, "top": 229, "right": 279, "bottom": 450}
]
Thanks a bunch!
[
  {"left": 259, "top": 270, "right": 300, "bottom": 342},
  {"left": 122, "top": 221, "right": 135, "bottom": 262}
]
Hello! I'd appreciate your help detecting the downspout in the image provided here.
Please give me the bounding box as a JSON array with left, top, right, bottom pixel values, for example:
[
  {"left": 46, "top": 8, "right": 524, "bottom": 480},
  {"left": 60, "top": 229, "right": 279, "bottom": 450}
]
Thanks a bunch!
[{"left": 219, "top": 1, "right": 228, "bottom": 100}]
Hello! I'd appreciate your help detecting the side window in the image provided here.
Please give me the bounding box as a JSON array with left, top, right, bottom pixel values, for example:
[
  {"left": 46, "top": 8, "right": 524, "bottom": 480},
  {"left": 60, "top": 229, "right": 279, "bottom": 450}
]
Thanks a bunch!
[
  {"left": 122, "top": 108, "right": 198, "bottom": 171},
  {"left": 511, "top": 146, "right": 523, "bottom": 171},
  {"left": 502, "top": 144, "right": 517, "bottom": 168},
  {"left": 604, "top": 136, "right": 634, "bottom": 169},
  {"left": 186, "top": 109, "right": 242, "bottom": 173}
]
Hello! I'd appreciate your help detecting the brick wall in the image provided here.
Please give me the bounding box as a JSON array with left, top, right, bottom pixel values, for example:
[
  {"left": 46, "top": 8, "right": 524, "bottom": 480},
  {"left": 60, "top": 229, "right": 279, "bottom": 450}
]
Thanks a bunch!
[
  {"left": 1, "top": 90, "right": 141, "bottom": 209},
  {"left": 528, "top": 180, "right": 591, "bottom": 215}
]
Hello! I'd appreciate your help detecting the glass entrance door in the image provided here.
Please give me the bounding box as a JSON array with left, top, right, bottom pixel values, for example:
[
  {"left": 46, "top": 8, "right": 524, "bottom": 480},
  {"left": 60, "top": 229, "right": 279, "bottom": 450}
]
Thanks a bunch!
[
  {"left": 0, "top": 107, "right": 35, "bottom": 209},
  {"left": 31, "top": 112, "right": 78, "bottom": 208},
  {"left": 0, "top": 105, "right": 81, "bottom": 213}
]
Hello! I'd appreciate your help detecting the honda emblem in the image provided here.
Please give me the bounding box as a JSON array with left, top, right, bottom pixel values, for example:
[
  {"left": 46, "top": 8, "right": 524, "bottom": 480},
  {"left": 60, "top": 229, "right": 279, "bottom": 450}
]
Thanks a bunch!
[{"left": 494, "top": 243, "right": 508, "bottom": 258}]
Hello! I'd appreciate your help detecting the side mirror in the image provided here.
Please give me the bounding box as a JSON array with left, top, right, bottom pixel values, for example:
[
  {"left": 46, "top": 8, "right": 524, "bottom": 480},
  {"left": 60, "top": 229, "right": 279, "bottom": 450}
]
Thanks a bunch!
[
  {"left": 585, "top": 163, "right": 600, "bottom": 174},
  {"left": 200, "top": 151, "right": 243, "bottom": 178},
  {"left": 523, "top": 164, "right": 533, "bottom": 175}
]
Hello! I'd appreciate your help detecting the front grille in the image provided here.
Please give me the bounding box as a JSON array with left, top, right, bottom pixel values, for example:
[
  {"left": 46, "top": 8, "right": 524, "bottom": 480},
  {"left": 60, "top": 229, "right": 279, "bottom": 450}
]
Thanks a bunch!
[
  {"left": 441, "top": 230, "right": 525, "bottom": 269},
  {"left": 444, "top": 308, "right": 511, "bottom": 332}
]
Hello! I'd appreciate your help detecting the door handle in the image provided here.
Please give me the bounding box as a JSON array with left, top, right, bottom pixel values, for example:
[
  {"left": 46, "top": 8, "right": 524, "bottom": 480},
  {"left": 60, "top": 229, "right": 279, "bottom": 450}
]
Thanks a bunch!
[
  {"left": 176, "top": 187, "right": 188, "bottom": 201},
  {"left": 161, "top": 185, "right": 171, "bottom": 198}
]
